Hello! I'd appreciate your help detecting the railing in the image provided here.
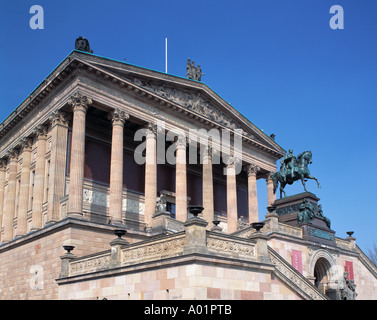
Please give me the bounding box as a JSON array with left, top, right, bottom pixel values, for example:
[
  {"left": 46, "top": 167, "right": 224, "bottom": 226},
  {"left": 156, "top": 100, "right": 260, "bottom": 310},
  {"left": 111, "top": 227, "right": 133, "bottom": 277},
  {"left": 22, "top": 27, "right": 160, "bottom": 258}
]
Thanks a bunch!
[{"left": 63, "top": 223, "right": 262, "bottom": 278}]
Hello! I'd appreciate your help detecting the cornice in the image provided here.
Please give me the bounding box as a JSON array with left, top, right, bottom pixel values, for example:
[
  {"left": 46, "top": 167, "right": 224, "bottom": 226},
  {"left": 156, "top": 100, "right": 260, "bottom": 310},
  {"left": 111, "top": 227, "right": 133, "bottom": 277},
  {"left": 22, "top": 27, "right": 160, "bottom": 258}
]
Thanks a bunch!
[{"left": 0, "top": 50, "right": 286, "bottom": 160}]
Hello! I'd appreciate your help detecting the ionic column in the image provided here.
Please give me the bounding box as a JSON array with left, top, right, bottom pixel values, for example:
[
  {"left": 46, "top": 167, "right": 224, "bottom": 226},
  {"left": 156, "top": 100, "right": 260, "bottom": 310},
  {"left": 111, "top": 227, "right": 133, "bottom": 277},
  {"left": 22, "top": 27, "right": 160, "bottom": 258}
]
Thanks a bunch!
[
  {"left": 202, "top": 146, "right": 214, "bottom": 229},
  {"left": 67, "top": 93, "right": 92, "bottom": 218},
  {"left": 266, "top": 172, "right": 276, "bottom": 207},
  {"left": 15, "top": 138, "right": 33, "bottom": 237},
  {"left": 0, "top": 159, "right": 7, "bottom": 242},
  {"left": 109, "top": 109, "right": 129, "bottom": 225},
  {"left": 226, "top": 157, "right": 238, "bottom": 233},
  {"left": 247, "top": 164, "right": 260, "bottom": 224},
  {"left": 47, "top": 110, "right": 69, "bottom": 224},
  {"left": 175, "top": 134, "right": 187, "bottom": 222},
  {"left": 31, "top": 125, "right": 48, "bottom": 231},
  {"left": 2, "top": 149, "right": 18, "bottom": 243}
]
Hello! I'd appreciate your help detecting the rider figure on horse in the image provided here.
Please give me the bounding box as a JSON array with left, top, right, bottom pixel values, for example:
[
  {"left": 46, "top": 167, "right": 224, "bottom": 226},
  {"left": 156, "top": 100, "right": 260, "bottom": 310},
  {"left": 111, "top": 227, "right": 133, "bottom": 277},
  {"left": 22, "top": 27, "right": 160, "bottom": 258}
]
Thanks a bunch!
[{"left": 280, "top": 149, "right": 297, "bottom": 182}]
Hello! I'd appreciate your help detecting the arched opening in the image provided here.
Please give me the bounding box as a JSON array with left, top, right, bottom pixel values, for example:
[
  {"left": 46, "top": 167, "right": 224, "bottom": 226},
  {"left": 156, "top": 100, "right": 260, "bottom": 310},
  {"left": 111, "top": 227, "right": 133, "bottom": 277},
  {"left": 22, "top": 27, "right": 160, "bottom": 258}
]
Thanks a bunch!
[{"left": 313, "top": 257, "right": 332, "bottom": 296}]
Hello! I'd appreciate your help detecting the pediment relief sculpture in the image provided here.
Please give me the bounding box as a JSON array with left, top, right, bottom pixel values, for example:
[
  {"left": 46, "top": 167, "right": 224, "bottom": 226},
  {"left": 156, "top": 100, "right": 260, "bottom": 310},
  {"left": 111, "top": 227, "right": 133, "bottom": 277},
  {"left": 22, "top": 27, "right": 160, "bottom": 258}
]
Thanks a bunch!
[{"left": 128, "top": 77, "right": 259, "bottom": 140}]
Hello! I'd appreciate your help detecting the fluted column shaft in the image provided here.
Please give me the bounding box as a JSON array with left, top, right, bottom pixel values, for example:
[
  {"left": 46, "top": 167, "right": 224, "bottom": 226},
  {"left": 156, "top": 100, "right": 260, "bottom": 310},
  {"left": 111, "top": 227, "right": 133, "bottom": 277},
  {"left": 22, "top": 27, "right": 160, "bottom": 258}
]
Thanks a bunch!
[
  {"left": 175, "top": 135, "right": 187, "bottom": 222},
  {"left": 15, "top": 139, "right": 32, "bottom": 236},
  {"left": 31, "top": 126, "right": 47, "bottom": 230},
  {"left": 2, "top": 150, "right": 18, "bottom": 242},
  {"left": 266, "top": 173, "right": 276, "bottom": 207},
  {"left": 144, "top": 124, "right": 157, "bottom": 227},
  {"left": 67, "top": 93, "right": 92, "bottom": 217},
  {"left": 47, "top": 111, "right": 69, "bottom": 224},
  {"left": 247, "top": 164, "right": 260, "bottom": 224},
  {"left": 202, "top": 147, "right": 214, "bottom": 229},
  {"left": 109, "top": 110, "right": 128, "bottom": 225},
  {"left": 226, "top": 159, "right": 238, "bottom": 233}
]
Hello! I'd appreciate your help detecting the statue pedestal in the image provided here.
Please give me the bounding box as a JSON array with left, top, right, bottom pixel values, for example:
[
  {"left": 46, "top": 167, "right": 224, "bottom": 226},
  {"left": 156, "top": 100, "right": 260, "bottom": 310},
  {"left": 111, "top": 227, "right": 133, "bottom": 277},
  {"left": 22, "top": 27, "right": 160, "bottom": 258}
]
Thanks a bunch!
[{"left": 272, "top": 192, "right": 336, "bottom": 246}]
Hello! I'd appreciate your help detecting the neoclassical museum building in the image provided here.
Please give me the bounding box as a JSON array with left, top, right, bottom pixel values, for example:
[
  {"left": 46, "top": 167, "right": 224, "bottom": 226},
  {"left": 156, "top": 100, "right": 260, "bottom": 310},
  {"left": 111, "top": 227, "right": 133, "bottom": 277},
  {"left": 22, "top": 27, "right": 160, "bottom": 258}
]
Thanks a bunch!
[{"left": 0, "top": 38, "right": 376, "bottom": 300}]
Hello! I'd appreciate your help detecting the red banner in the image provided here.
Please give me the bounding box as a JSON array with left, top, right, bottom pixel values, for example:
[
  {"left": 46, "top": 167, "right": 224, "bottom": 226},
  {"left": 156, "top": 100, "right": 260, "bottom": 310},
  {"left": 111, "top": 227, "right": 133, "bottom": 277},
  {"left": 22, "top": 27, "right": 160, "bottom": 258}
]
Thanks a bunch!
[
  {"left": 291, "top": 250, "right": 303, "bottom": 274},
  {"left": 345, "top": 261, "right": 354, "bottom": 280}
]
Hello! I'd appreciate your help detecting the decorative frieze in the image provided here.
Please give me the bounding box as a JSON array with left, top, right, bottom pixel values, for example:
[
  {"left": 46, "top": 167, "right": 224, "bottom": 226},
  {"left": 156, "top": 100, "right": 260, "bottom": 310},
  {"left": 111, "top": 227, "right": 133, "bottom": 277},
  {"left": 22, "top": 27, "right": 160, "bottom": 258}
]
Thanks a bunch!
[
  {"left": 207, "top": 236, "right": 256, "bottom": 258},
  {"left": 83, "top": 188, "right": 145, "bottom": 215},
  {"left": 69, "top": 252, "right": 112, "bottom": 276},
  {"left": 130, "top": 77, "right": 241, "bottom": 130},
  {"left": 122, "top": 236, "right": 186, "bottom": 264}
]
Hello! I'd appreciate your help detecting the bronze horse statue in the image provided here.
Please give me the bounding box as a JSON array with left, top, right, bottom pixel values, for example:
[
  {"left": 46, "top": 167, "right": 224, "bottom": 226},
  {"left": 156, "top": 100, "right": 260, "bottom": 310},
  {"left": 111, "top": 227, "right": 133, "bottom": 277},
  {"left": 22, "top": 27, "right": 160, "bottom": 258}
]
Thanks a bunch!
[{"left": 272, "top": 150, "right": 320, "bottom": 198}]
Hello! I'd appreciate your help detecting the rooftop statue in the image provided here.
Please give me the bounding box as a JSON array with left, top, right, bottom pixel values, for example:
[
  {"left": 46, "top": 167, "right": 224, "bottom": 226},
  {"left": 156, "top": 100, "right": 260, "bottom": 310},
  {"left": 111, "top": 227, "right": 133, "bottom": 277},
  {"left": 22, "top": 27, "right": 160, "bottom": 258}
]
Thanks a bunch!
[
  {"left": 186, "top": 59, "right": 204, "bottom": 81},
  {"left": 272, "top": 150, "right": 320, "bottom": 198},
  {"left": 75, "top": 36, "right": 93, "bottom": 53}
]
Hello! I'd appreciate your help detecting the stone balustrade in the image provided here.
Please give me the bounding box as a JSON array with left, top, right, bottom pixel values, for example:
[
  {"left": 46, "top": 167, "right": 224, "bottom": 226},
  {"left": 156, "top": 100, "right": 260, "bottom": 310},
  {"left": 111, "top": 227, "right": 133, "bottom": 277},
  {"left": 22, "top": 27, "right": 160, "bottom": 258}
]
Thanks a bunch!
[
  {"left": 61, "top": 215, "right": 262, "bottom": 278},
  {"left": 69, "top": 250, "right": 112, "bottom": 276}
]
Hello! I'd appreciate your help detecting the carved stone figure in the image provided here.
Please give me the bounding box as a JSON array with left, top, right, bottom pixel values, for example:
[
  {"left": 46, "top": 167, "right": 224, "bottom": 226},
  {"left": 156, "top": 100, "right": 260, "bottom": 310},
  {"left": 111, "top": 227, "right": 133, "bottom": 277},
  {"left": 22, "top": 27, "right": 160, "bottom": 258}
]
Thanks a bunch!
[
  {"left": 75, "top": 36, "right": 93, "bottom": 53},
  {"left": 186, "top": 59, "right": 204, "bottom": 81},
  {"left": 340, "top": 272, "right": 358, "bottom": 300},
  {"left": 272, "top": 150, "right": 321, "bottom": 198},
  {"left": 316, "top": 204, "right": 331, "bottom": 228},
  {"left": 297, "top": 198, "right": 315, "bottom": 224},
  {"left": 155, "top": 194, "right": 167, "bottom": 214}
]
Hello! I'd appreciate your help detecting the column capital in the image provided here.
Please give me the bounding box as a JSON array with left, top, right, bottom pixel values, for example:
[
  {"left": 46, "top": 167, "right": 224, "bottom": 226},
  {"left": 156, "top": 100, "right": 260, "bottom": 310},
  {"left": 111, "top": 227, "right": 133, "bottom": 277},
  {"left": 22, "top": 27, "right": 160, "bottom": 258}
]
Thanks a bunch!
[
  {"left": 0, "top": 158, "right": 7, "bottom": 169},
  {"left": 6, "top": 148, "right": 19, "bottom": 161},
  {"left": 264, "top": 172, "right": 275, "bottom": 182},
  {"left": 225, "top": 156, "right": 240, "bottom": 169},
  {"left": 145, "top": 123, "right": 157, "bottom": 139},
  {"left": 201, "top": 145, "right": 213, "bottom": 160},
  {"left": 49, "top": 110, "right": 69, "bottom": 128},
  {"left": 68, "top": 92, "right": 92, "bottom": 112},
  {"left": 110, "top": 109, "right": 129, "bottom": 127},
  {"left": 246, "top": 163, "right": 260, "bottom": 177},
  {"left": 33, "top": 124, "right": 48, "bottom": 139},
  {"left": 175, "top": 134, "right": 189, "bottom": 150},
  {"left": 20, "top": 137, "right": 33, "bottom": 152}
]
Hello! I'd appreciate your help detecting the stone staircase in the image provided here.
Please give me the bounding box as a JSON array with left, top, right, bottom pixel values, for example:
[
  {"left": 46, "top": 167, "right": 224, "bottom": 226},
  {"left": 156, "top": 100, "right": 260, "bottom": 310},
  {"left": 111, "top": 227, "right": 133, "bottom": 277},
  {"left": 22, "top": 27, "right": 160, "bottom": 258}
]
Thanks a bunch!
[{"left": 268, "top": 246, "right": 328, "bottom": 300}]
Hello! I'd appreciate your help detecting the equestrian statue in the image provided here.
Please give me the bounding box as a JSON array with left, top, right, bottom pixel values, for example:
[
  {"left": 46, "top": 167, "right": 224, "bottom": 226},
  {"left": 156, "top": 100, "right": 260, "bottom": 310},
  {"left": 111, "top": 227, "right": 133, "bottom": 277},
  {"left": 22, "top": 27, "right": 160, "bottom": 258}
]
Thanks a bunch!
[{"left": 272, "top": 149, "right": 320, "bottom": 198}]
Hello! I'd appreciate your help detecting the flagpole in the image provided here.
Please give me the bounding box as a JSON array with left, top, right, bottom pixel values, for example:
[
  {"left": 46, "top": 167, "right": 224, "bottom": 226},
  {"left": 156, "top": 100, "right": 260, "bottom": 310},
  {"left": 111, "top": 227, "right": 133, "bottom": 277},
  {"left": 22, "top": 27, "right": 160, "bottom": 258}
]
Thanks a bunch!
[{"left": 165, "top": 37, "right": 168, "bottom": 73}]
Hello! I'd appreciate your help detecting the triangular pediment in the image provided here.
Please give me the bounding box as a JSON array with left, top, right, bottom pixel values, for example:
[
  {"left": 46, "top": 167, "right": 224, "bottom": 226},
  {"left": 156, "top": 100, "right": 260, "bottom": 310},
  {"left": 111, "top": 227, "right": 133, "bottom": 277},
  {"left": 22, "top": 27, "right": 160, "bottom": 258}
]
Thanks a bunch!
[
  {"left": 0, "top": 50, "right": 285, "bottom": 159},
  {"left": 74, "top": 52, "right": 285, "bottom": 158}
]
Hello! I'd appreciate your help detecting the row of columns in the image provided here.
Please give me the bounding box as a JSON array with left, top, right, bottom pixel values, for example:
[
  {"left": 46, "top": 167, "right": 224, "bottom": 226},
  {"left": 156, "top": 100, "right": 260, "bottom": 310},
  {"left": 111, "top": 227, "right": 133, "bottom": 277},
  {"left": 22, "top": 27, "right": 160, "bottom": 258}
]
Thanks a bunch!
[
  {"left": 0, "top": 92, "right": 277, "bottom": 243},
  {"left": 0, "top": 110, "right": 69, "bottom": 243},
  {"left": 64, "top": 92, "right": 277, "bottom": 232},
  {"left": 142, "top": 126, "right": 276, "bottom": 233}
]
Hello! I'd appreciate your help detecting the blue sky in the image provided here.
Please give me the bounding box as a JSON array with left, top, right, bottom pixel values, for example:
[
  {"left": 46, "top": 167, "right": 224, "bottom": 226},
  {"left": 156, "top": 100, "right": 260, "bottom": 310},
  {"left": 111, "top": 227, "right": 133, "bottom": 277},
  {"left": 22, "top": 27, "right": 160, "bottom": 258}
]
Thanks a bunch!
[{"left": 1, "top": 0, "right": 376, "bottom": 253}]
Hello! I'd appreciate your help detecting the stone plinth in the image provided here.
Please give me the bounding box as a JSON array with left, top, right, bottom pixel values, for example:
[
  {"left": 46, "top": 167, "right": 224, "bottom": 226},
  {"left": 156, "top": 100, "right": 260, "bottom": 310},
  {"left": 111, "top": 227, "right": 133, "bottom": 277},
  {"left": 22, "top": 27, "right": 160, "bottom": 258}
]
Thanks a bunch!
[{"left": 273, "top": 192, "right": 335, "bottom": 246}]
